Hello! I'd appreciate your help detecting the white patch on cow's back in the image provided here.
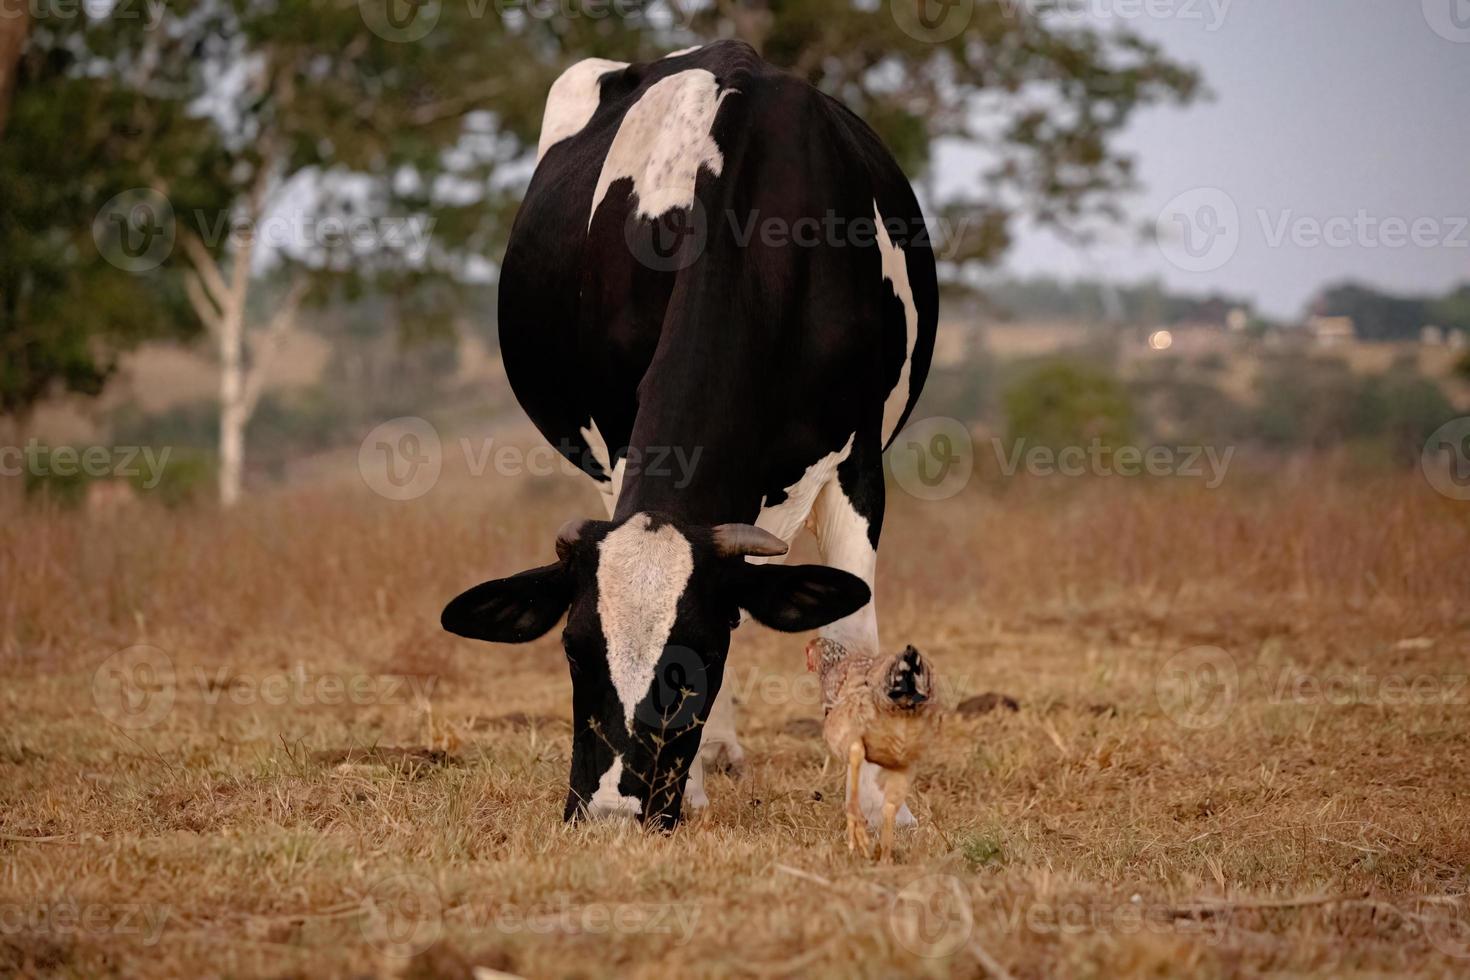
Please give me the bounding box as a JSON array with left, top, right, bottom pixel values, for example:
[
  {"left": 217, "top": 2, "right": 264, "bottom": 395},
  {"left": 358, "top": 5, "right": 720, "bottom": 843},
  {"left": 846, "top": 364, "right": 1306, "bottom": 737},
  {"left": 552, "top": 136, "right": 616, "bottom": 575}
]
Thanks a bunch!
[
  {"left": 579, "top": 418, "right": 625, "bottom": 517},
  {"left": 875, "top": 202, "right": 919, "bottom": 444},
  {"left": 601, "top": 458, "right": 627, "bottom": 518},
  {"left": 596, "top": 513, "right": 695, "bottom": 728},
  {"left": 588, "top": 756, "right": 642, "bottom": 818},
  {"left": 663, "top": 45, "right": 702, "bottom": 58},
  {"left": 580, "top": 418, "right": 612, "bottom": 475},
  {"left": 589, "top": 69, "right": 733, "bottom": 228},
  {"left": 537, "top": 58, "right": 628, "bottom": 162}
]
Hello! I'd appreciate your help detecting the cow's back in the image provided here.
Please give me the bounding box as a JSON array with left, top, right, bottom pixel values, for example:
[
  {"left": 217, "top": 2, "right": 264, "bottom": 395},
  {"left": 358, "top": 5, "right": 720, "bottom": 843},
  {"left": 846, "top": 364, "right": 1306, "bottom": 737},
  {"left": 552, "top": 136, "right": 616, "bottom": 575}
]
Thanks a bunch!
[{"left": 498, "top": 42, "right": 938, "bottom": 516}]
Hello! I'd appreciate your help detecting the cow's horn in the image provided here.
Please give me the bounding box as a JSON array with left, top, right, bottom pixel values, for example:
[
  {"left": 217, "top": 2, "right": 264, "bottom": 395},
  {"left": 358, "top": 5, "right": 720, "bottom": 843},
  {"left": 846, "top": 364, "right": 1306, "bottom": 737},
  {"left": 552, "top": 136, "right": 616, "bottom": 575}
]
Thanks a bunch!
[
  {"left": 555, "top": 519, "right": 589, "bottom": 561},
  {"left": 711, "top": 523, "right": 789, "bottom": 558}
]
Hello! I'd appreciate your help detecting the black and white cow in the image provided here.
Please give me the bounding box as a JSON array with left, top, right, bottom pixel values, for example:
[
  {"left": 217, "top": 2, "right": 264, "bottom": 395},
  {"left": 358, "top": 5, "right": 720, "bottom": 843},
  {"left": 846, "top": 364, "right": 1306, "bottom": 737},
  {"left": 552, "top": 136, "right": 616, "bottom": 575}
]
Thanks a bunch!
[{"left": 442, "top": 41, "right": 938, "bottom": 829}]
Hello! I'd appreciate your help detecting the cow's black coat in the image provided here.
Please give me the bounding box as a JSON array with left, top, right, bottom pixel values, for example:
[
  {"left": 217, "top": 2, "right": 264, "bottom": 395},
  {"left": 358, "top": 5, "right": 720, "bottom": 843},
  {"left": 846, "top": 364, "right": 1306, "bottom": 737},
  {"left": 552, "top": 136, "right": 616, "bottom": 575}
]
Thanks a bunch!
[{"left": 499, "top": 41, "right": 939, "bottom": 526}]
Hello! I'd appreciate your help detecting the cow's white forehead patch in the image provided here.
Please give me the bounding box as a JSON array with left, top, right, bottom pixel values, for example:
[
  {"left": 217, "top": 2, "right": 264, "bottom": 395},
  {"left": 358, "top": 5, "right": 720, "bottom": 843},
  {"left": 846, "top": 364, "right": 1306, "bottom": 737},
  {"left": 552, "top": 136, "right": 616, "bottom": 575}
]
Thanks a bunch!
[
  {"left": 589, "top": 69, "right": 733, "bottom": 228},
  {"left": 595, "top": 512, "right": 695, "bottom": 729}
]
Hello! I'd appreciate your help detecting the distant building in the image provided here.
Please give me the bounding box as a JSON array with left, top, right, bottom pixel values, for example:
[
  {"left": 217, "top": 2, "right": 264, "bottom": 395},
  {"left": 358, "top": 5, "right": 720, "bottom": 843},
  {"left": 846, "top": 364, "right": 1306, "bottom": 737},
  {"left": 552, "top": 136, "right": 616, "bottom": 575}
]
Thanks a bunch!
[
  {"left": 1421, "top": 325, "right": 1445, "bottom": 346},
  {"left": 1306, "top": 315, "right": 1356, "bottom": 346}
]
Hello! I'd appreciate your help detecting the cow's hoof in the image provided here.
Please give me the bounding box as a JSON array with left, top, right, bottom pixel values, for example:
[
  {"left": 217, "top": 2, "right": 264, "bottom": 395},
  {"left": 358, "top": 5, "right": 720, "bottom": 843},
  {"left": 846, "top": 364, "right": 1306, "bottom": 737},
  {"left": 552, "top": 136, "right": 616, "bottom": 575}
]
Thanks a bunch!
[{"left": 700, "top": 740, "right": 746, "bottom": 778}]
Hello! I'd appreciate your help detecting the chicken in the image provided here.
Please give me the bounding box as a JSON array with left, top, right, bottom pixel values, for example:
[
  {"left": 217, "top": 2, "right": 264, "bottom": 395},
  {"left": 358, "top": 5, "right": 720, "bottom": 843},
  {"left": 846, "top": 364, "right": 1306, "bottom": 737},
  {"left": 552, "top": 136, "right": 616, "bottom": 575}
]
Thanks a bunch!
[{"left": 805, "top": 637, "right": 940, "bottom": 861}]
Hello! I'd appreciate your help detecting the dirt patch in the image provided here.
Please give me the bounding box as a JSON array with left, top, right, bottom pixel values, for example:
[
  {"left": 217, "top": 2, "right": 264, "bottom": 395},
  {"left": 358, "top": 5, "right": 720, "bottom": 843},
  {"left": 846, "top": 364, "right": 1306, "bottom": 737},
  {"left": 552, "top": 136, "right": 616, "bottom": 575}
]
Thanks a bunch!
[{"left": 957, "top": 691, "right": 1021, "bottom": 715}]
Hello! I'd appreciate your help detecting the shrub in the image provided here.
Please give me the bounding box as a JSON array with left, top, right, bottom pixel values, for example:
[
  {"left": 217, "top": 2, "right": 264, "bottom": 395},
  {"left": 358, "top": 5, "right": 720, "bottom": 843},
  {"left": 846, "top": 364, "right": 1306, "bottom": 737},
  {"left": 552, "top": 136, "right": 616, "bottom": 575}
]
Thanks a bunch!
[
  {"left": 1003, "top": 361, "right": 1134, "bottom": 451},
  {"left": 22, "top": 451, "right": 91, "bottom": 508},
  {"left": 131, "top": 450, "right": 215, "bottom": 508},
  {"left": 1372, "top": 373, "right": 1457, "bottom": 466}
]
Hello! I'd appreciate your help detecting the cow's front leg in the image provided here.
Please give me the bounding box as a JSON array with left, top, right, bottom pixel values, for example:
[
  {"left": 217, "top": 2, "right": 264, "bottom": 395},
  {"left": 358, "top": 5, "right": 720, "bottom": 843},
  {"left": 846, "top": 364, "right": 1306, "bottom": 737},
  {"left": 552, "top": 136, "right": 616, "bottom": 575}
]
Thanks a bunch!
[
  {"left": 683, "top": 754, "right": 709, "bottom": 812},
  {"left": 811, "top": 453, "right": 916, "bottom": 831},
  {"left": 683, "top": 646, "right": 744, "bottom": 814},
  {"left": 698, "top": 680, "right": 745, "bottom": 776}
]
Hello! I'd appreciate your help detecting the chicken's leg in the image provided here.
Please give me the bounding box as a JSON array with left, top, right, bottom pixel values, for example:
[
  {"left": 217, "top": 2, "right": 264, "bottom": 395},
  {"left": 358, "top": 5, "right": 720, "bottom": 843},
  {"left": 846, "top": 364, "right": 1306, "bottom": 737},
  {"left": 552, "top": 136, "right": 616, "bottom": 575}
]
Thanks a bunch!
[
  {"left": 845, "top": 741, "right": 871, "bottom": 858},
  {"left": 877, "top": 768, "right": 911, "bottom": 862}
]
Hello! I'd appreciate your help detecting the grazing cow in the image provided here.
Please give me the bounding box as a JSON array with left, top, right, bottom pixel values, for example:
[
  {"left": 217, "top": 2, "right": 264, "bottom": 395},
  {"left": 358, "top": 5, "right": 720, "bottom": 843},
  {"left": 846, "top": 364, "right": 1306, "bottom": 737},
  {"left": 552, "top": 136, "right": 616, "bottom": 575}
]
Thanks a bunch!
[{"left": 442, "top": 40, "right": 938, "bottom": 829}]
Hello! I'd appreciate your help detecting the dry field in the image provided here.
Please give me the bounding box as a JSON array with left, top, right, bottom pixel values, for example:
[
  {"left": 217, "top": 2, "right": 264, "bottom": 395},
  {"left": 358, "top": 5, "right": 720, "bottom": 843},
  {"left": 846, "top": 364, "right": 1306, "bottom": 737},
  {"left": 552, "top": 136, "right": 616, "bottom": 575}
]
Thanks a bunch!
[{"left": 3, "top": 454, "right": 1470, "bottom": 979}]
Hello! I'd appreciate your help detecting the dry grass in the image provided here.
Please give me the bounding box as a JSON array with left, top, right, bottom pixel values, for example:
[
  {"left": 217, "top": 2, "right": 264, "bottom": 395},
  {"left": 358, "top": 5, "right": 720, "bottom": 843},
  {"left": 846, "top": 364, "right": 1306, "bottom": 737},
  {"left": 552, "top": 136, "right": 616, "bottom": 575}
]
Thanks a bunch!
[{"left": 3, "top": 455, "right": 1470, "bottom": 979}]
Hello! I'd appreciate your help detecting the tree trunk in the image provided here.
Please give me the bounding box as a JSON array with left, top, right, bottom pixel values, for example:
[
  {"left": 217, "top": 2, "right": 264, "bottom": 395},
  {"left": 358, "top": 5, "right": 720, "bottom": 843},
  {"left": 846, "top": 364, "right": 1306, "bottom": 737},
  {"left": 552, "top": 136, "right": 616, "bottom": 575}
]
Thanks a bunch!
[
  {"left": 217, "top": 310, "right": 246, "bottom": 508},
  {"left": 214, "top": 220, "right": 253, "bottom": 507},
  {"left": 183, "top": 232, "right": 304, "bottom": 508},
  {"left": 0, "top": 1, "right": 29, "bottom": 138}
]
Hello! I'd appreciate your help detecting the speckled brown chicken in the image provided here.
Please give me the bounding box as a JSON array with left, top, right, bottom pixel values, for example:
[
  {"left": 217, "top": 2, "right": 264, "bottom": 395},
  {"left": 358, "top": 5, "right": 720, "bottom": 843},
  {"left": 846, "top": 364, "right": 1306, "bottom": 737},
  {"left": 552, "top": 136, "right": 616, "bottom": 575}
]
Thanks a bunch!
[{"left": 805, "top": 637, "right": 940, "bottom": 861}]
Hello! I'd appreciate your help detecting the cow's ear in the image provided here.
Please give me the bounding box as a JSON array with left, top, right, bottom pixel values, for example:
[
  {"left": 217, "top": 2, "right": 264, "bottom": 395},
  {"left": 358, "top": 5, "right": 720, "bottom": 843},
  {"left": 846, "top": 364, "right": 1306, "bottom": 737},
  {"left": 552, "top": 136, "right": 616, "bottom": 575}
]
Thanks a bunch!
[
  {"left": 441, "top": 562, "right": 573, "bottom": 643},
  {"left": 733, "top": 563, "right": 871, "bottom": 633}
]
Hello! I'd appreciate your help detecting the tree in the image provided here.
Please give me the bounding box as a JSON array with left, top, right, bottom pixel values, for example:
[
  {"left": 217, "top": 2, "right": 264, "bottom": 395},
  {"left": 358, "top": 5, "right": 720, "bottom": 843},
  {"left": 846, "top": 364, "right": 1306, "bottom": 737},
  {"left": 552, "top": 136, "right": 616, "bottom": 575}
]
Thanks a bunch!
[{"left": 0, "top": 19, "right": 193, "bottom": 432}]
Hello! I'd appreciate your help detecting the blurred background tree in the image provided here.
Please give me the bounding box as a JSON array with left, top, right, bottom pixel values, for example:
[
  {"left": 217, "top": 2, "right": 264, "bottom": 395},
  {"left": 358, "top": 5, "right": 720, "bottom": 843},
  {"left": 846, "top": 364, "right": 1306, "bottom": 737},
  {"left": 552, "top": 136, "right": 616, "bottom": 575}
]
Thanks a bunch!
[
  {"left": 1, "top": 0, "right": 1201, "bottom": 501},
  {"left": 1, "top": 9, "right": 192, "bottom": 432}
]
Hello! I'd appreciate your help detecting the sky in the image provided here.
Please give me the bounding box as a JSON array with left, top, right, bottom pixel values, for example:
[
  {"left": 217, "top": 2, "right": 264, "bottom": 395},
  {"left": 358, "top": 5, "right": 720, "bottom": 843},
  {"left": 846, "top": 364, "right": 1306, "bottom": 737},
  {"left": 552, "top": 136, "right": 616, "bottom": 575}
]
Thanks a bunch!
[{"left": 935, "top": 0, "right": 1470, "bottom": 318}]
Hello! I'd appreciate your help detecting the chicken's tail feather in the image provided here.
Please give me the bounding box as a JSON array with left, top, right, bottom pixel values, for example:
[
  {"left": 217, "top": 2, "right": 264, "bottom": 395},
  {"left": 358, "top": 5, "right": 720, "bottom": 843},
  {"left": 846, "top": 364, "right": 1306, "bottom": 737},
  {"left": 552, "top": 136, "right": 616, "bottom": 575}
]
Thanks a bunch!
[{"left": 885, "top": 645, "right": 933, "bottom": 709}]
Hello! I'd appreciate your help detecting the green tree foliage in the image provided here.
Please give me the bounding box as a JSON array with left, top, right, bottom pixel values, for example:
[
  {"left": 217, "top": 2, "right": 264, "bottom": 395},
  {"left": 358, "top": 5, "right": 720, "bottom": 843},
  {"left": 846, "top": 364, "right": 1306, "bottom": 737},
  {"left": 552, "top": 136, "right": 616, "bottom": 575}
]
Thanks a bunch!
[{"left": 0, "top": 36, "right": 194, "bottom": 418}]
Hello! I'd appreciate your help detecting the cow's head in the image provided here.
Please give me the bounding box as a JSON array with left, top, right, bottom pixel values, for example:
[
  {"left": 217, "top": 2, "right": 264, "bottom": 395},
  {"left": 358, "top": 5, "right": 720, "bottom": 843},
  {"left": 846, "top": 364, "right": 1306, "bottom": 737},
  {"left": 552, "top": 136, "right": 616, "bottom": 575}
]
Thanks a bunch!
[{"left": 441, "top": 511, "right": 868, "bottom": 828}]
